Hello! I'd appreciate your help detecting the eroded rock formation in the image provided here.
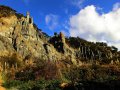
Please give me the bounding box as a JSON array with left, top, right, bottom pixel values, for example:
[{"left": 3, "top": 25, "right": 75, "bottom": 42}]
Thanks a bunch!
[{"left": 0, "top": 5, "right": 120, "bottom": 67}]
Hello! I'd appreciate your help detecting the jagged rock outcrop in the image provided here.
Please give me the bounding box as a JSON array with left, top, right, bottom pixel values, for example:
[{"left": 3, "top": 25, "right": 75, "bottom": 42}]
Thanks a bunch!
[
  {"left": 0, "top": 5, "right": 120, "bottom": 66},
  {"left": 0, "top": 6, "right": 63, "bottom": 62},
  {"left": 65, "top": 37, "right": 120, "bottom": 64}
]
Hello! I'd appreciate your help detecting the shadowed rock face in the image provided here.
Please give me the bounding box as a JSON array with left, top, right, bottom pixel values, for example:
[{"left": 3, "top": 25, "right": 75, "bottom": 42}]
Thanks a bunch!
[
  {"left": 65, "top": 37, "right": 120, "bottom": 63},
  {"left": 0, "top": 5, "right": 120, "bottom": 65}
]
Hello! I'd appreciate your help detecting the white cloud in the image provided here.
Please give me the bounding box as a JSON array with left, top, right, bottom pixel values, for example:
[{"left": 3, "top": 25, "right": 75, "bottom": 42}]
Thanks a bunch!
[
  {"left": 113, "top": 2, "right": 120, "bottom": 11},
  {"left": 69, "top": 4, "right": 120, "bottom": 50},
  {"left": 70, "top": 0, "right": 85, "bottom": 8},
  {"left": 108, "top": 42, "right": 120, "bottom": 50},
  {"left": 45, "top": 14, "right": 59, "bottom": 30}
]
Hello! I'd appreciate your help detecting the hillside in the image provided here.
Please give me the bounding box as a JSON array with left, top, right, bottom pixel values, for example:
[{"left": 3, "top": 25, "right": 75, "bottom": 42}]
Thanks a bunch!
[{"left": 0, "top": 5, "right": 120, "bottom": 90}]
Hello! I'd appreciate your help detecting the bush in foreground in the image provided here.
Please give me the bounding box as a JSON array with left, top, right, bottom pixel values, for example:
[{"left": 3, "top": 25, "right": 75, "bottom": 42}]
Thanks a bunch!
[{"left": 3, "top": 79, "right": 61, "bottom": 90}]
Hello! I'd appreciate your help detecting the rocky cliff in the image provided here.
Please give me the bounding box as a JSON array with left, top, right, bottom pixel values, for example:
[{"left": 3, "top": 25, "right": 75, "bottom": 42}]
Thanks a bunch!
[
  {"left": 0, "top": 5, "right": 120, "bottom": 67},
  {"left": 1, "top": 5, "right": 120, "bottom": 90},
  {"left": 0, "top": 6, "right": 60, "bottom": 62}
]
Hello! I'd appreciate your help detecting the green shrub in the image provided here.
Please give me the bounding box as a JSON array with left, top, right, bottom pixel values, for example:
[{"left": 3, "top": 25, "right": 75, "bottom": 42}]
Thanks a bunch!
[
  {"left": 3, "top": 80, "right": 22, "bottom": 88},
  {"left": 3, "top": 79, "right": 61, "bottom": 90},
  {"left": 46, "top": 79, "right": 61, "bottom": 90}
]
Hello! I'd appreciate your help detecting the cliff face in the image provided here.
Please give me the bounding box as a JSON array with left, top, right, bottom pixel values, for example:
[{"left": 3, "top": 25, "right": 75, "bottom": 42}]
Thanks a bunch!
[
  {"left": 0, "top": 6, "right": 66, "bottom": 63},
  {"left": 0, "top": 5, "right": 120, "bottom": 66}
]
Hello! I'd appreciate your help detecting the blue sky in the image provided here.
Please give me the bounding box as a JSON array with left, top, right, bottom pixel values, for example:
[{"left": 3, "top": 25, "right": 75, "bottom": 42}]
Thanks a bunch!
[
  {"left": 0, "top": 0, "right": 119, "bottom": 35},
  {"left": 0, "top": 0, "right": 120, "bottom": 49}
]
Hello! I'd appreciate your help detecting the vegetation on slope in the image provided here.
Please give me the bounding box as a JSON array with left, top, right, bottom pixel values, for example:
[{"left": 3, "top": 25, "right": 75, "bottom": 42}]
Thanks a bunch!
[
  {"left": 0, "top": 5, "right": 120, "bottom": 90},
  {"left": 1, "top": 53, "right": 120, "bottom": 90}
]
